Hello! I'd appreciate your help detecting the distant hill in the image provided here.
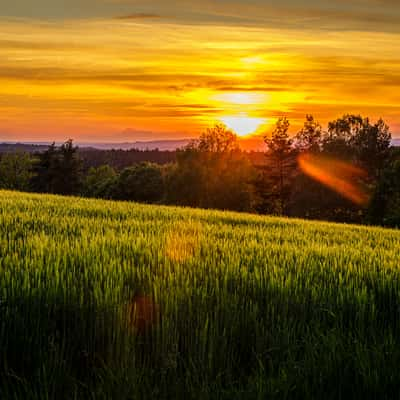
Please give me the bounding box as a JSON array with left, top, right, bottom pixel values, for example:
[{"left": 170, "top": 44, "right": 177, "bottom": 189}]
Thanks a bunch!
[
  {"left": 0, "top": 136, "right": 398, "bottom": 155},
  {"left": 0, "top": 140, "right": 191, "bottom": 153},
  {"left": 0, "top": 143, "right": 50, "bottom": 153}
]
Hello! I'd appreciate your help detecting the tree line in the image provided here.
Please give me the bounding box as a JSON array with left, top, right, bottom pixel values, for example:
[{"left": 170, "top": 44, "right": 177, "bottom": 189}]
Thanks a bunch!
[{"left": 0, "top": 114, "right": 399, "bottom": 227}]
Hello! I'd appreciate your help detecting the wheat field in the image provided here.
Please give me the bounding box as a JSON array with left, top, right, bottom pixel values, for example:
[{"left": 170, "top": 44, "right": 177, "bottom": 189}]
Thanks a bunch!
[{"left": 0, "top": 190, "right": 399, "bottom": 399}]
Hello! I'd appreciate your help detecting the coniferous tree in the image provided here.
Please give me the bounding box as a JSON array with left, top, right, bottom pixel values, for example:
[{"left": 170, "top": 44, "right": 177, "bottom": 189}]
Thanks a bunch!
[
  {"left": 260, "top": 117, "right": 296, "bottom": 214},
  {"left": 294, "top": 115, "right": 323, "bottom": 153},
  {"left": 32, "top": 140, "right": 82, "bottom": 195}
]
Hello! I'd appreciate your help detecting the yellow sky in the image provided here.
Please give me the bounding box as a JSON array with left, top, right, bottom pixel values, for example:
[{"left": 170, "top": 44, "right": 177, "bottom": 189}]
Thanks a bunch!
[{"left": 1, "top": 16, "right": 400, "bottom": 141}]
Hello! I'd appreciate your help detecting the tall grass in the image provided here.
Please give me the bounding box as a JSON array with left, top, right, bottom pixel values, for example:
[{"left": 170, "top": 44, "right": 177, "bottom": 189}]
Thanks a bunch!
[{"left": 0, "top": 190, "right": 399, "bottom": 399}]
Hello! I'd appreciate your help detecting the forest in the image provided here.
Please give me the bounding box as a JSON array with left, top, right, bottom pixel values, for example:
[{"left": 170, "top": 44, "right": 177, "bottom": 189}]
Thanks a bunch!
[{"left": 0, "top": 114, "right": 399, "bottom": 227}]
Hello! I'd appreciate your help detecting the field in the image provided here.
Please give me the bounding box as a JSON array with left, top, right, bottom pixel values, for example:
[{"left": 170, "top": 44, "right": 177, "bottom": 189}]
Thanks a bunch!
[{"left": 1, "top": 190, "right": 400, "bottom": 399}]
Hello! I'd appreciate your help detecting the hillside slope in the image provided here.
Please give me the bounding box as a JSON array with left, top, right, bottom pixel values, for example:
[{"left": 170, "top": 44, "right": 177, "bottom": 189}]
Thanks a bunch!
[{"left": 0, "top": 190, "right": 399, "bottom": 399}]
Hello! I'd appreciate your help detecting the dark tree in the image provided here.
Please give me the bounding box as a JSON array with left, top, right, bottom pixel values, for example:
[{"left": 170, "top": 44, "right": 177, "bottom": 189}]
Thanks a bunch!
[
  {"left": 322, "top": 114, "right": 391, "bottom": 176},
  {"left": 367, "top": 149, "right": 400, "bottom": 227},
  {"left": 288, "top": 172, "right": 364, "bottom": 223},
  {"left": 115, "top": 162, "right": 164, "bottom": 203},
  {"left": 32, "top": 140, "right": 82, "bottom": 195},
  {"left": 82, "top": 165, "right": 118, "bottom": 199},
  {"left": 323, "top": 114, "right": 364, "bottom": 160},
  {"left": 197, "top": 124, "right": 239, "bottom": 153},
  {"left": 31, "top": 142, "right": 58, "bottom": 193},
  {"left": 287, "top": 115, "right": 362, "bottom": 222},
  {"left": 294, "top": 115, "right": 323, "bottom": 153},
  {"left": 166, "top": 125, "right": 255, "bottom": 211},
  {"left": 351, "top": 118, "right": 391, "bottom": 178},
  {"left": 165, "top": 148, "right": 204, "bottom": 208},
  {"left": 326, "top": 114, "right": 363, "bottom": 142},
  {"left": 260, "top": 117, "right": 297, "bottom": 214},
  {"left": 55, "top": 139, "right": 83, "bottom": 195},
  {"left": 0, "top": 152, "right": 34, "bottom": 191}
]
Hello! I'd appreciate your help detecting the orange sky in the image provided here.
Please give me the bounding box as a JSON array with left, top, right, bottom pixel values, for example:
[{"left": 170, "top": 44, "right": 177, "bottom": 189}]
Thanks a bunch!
[{"left": 1, "top": 1, "right": 400, "bottom": 142}]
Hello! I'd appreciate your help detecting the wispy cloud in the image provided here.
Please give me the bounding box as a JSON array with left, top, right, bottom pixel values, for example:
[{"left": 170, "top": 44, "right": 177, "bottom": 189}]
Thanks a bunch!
[{"left": 114, "top": 13, "right": 162, "bottom": 20}]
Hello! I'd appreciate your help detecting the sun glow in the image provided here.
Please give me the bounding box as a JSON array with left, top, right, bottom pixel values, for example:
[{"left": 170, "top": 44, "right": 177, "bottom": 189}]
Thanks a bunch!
[
  {"left": 214, "top": 92, "right": 268, "bottom": 105},
  {"left": 220, "top": 114, "right": 265, "bottom": 137},
  {"left": 1, "top": 18, "right": 400, "bottom": 142}
]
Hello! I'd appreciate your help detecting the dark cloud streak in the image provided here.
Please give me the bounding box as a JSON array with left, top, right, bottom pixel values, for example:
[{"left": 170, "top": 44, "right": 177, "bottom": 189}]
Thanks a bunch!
[
  {"left": 114, "top": 13, "right": 161, "bottom": 20},
  {"left": 1, "top": 0, "right": 400, "bottom": 34}
]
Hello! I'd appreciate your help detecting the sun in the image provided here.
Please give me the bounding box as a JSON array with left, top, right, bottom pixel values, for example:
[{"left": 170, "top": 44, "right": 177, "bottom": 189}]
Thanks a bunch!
[{"left": 220, "top": 114, "right": 265, "bottom": 137}]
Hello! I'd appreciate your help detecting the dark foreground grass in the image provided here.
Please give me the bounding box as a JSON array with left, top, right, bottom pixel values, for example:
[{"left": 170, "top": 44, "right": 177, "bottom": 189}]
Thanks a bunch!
[{"left": 0, "top": 190, "right": 400, "bottom": 399}]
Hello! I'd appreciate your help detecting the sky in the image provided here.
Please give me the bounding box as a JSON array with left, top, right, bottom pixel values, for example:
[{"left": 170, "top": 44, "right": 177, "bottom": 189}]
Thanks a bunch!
[{"left": 1, "top": 0, "right": 400, "bottom": 142}]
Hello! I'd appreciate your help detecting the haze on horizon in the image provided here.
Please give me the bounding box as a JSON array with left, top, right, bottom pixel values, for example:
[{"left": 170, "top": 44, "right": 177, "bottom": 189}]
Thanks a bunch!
[{"left": 1, "top": 0, "right": 400, "bottom": 142}]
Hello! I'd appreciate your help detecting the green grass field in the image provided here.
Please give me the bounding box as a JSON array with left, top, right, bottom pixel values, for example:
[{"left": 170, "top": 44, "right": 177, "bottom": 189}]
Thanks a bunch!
[{"left": 1, "top": 190, "right": 400, "bottom": 399}]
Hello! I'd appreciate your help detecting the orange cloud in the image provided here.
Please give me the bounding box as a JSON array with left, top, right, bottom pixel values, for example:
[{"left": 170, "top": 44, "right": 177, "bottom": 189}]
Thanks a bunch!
[{"left": 0, "top": 18, "right": 399, "bottom": 141}]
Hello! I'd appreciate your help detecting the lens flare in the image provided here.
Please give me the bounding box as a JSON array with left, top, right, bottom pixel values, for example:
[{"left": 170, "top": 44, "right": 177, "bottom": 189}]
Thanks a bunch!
[
  {"left": 126, "top": 295, "right": 159, "bottom": 335},
  {"left": 165, "top": 223, "right": 202, "bottom": 262},
  {"left": 298, "top": 153, "right": 370, "bottom": 206}
]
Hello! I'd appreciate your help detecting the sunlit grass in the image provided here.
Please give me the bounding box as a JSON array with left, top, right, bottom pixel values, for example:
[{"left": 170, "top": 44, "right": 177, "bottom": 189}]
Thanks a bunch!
[{"left": 0, "top": 190, "right": 400, "bottom": 399}]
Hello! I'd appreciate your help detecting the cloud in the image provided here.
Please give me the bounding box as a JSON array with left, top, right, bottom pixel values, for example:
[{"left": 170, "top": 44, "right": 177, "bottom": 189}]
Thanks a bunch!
[
  {"left": 1, "top": 1, "right": 400, "bottom": 34},
  {"left": 104, "top": 0, "right": 400, "bottom": 33},
  {"left": 114, "top": 13, "right": 161, "bottom": 20},
  {"left": 1, "top": 11, "right": 400, "bottom": 140}
]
